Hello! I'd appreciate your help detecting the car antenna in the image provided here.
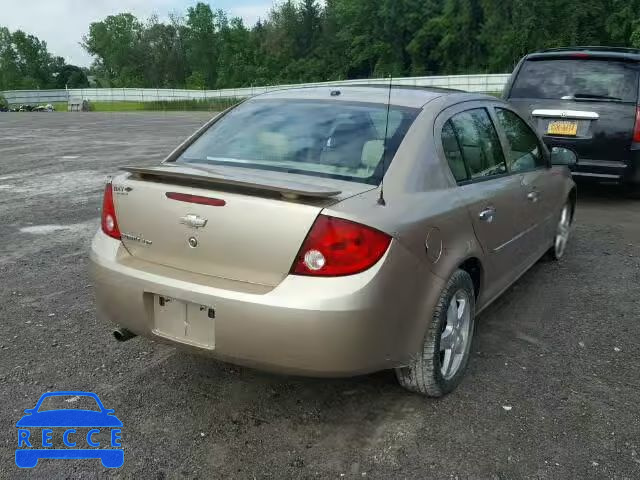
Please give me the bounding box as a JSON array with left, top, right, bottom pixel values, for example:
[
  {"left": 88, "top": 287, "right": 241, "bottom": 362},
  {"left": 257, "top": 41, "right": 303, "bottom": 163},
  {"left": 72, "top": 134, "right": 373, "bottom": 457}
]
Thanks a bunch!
[{"left": 378, "top": 74, "right": 392, "bottom": 206}]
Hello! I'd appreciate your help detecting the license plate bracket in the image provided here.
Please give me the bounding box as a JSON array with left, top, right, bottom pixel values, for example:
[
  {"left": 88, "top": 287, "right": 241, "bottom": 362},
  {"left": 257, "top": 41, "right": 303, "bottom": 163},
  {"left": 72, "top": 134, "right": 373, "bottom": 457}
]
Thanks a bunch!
[
  {"left": 152, "top": 295, "right": 215, "bottom": 349},
  {"left": 547, "top": 120, "right": 578, "bottom": 136}
]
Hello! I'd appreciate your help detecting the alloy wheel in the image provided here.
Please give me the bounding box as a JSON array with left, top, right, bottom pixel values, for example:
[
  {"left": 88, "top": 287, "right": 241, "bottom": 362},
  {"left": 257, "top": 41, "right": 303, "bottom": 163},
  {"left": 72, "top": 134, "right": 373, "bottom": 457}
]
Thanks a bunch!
[
  {"left": 555, "top": 204, "right": 571, "bottom": 259},
  {"left": 439, "top": 290, "right": 472, "bottom": 380}
]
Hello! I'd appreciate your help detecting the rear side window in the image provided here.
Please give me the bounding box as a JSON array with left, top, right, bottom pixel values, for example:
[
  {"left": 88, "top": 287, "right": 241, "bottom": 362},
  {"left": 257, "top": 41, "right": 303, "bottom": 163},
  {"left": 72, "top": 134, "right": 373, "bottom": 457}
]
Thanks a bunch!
[
  {"left": 442, "top": 121, "right": 468, "bottom": 182},
  {"left": 446, "top": 108, "right": 507, "bottom": 181},
  {"left": 495, "top": 108, "right": 546, "bottom": 172},
  {"left": 510, "top": 59, "right": 639, "bottom": 103},
  {"left": 177, "top": 99, "right": 418, "bottom": 185}
]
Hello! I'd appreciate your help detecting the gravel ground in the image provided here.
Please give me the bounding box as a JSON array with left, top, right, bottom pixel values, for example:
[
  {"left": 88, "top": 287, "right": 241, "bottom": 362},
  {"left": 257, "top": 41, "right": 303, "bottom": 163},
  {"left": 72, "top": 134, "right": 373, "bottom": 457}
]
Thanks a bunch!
[{"left": 1, "top": 112, "right": 639, "bottom": 480}]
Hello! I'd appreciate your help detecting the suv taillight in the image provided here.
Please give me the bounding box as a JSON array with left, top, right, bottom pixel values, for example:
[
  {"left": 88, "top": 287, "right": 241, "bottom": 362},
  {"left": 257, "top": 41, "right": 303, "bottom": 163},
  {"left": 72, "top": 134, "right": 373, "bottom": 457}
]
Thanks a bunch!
[
  {"left": 101, "top": 182, "right": 121, "bottom": 240},
  {"left": 633, "top": 107, "right": 640, "bottom": 143},
  {"left": 291, "top": 215, "right": 391, "bottom": 277}
]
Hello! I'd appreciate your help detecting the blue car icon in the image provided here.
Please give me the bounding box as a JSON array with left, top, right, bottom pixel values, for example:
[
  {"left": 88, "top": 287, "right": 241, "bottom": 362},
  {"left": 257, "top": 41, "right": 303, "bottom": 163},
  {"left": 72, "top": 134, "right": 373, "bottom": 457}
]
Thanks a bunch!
[{"left": 15, "top": 391, "right": 123, "bottom": 468}]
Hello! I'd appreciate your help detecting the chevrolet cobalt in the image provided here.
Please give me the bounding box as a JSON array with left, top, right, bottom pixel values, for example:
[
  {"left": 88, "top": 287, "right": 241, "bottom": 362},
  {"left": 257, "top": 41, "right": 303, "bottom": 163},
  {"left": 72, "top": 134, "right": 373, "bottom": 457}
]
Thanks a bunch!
[{"left": 90, "top": 86, "right": 577, "bottom": 396}]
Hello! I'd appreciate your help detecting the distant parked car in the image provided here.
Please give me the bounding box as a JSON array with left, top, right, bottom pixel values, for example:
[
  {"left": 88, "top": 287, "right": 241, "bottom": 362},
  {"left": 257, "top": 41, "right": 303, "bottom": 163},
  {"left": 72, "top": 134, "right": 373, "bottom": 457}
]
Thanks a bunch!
[
  {"left": 91, "top": 86, "right": 576, "bottom": 396},
  {"left": 504, "top": 46, "right": 640, "bottom": 194},
  {"left": 32, "top": 104, "right": 55, "bottom": 112},
  {"left": 16, "top": 104, "right": 36, "bottom": 112}
]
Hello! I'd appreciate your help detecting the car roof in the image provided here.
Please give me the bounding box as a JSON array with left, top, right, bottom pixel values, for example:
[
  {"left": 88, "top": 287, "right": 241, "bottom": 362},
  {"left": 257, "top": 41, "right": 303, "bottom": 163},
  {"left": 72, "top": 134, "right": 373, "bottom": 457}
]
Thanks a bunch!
[
  {"left": 527, "top": 46, "right": 640, "bottom": 62},
  {"left": 251, "top": 85, "right": 470, "bottom": 108}
]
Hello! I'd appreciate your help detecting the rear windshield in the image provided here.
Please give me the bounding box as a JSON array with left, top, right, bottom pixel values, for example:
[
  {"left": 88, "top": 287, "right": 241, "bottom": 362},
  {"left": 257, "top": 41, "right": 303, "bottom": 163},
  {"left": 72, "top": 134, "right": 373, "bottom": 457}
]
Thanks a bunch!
[
  {"left": 176, "top": 99, "right": 419, "bottom": 185},
  {"left": 510, "top": 59, "right": 639, "bottom": 103},
  {"left": 38, "top": 395, "right": 100, "bottom": 412}
]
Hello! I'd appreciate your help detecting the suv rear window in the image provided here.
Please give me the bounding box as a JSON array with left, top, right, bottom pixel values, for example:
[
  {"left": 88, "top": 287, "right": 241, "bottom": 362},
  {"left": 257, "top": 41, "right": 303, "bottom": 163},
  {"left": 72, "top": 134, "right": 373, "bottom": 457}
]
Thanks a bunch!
[
  {"left": 177, "top": 99, "right": 418, "bottom": 185},
  {"left": 510, "top": 59, "right": 639, "bottom": 103}
]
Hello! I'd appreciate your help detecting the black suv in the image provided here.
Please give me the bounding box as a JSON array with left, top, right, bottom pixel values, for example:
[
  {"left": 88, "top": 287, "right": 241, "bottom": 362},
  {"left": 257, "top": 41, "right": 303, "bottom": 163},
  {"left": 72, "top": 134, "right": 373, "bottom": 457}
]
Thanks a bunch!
[{"left": 504, "top": 47, "right": 640, "bottom": 192}]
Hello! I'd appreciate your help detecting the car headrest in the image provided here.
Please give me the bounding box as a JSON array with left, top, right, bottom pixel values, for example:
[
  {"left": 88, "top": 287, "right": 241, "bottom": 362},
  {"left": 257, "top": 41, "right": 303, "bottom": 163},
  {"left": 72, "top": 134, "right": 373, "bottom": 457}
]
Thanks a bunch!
[
  {"left": 258, "top": 132, "right": 289, "bottom": 159},
  {"left": 361, "top": 140, "right": 384, "bottom": 169}
]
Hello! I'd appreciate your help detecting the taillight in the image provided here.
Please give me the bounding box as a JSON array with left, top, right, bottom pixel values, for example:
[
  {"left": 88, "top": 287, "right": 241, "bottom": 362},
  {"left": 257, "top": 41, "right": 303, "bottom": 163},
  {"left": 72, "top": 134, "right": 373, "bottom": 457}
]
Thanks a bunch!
[
  {"left": 291, "top": 215, "right": 391, "bottom": 277},
  {"left": 101, "top": 182, "right": 121, "bottom": 240},
  {"left": 633, "top": 107, "right": 640, "bottom": 143},
  {"left": 166, "top": 192, "right": 226, "bottom": 206}
]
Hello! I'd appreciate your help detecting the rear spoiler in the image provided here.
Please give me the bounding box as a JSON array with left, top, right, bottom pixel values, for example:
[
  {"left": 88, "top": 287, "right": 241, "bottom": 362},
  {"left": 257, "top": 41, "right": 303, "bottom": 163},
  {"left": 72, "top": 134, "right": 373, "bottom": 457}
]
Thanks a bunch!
[{"left": 121, "top": 165, "right": 342, "bottom": 199}]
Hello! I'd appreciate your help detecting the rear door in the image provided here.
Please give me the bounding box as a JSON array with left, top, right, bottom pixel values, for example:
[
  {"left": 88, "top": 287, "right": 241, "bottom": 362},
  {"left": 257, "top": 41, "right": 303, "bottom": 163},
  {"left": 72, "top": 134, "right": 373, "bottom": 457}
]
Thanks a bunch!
[
  {"left": 438, "top": 104, "right": 531, "bottom": 300},
  {"left": 493, "top": 106, "right": 561, "bottom": 253},
  {"left": 507, "top": 57, "right": 639, "bottom": 166}
]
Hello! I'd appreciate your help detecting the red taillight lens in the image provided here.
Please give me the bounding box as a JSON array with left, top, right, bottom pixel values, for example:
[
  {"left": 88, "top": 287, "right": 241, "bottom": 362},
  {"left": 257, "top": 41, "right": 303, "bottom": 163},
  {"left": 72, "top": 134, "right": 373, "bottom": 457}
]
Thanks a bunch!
[
  {"left": 101, "top": 182, "right": 121, "bottom": 240},
  {"left": 633, "top": 107, "right": 640, "bottom": 143},
  {"left": 291, "top": 215, "right": 391, "bottom": 277}
]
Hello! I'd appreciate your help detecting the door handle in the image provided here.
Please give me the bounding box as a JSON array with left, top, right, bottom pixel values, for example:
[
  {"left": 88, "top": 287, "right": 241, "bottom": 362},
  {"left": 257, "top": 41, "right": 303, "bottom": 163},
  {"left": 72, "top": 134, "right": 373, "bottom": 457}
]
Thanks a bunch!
[
  {"left": 527, "top": 191, "right": 540, "bottom": 203},
  {"left": 479, "top": 207, "right": 496, "bottom": 223}
]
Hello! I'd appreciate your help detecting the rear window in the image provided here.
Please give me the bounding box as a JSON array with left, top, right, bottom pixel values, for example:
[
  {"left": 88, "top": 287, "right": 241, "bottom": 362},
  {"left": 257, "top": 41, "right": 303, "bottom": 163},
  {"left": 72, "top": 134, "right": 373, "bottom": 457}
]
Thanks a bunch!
[
  {"left": 510, "top": 59, "right": 639, "bottom": 103},
  {"left": 38, "top": 395, "right": 100, "bottom": 412},
  {"left": 176, "top": 99, "right": 419, "bottom": 185}
]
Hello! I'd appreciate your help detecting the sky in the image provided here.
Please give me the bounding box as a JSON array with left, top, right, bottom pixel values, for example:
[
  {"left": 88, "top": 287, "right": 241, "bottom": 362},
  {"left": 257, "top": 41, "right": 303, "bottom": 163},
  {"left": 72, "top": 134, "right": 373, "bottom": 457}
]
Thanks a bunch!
[{"left": 2, "top": 0, "right": 276, "bottom": 67}]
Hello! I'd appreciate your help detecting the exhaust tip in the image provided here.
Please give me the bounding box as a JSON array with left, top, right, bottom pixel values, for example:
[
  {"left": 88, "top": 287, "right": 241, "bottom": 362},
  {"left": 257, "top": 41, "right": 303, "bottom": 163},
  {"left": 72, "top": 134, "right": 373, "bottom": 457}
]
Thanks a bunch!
[{"left": 113, "top": 328, "right": 137, "bottom": 342}]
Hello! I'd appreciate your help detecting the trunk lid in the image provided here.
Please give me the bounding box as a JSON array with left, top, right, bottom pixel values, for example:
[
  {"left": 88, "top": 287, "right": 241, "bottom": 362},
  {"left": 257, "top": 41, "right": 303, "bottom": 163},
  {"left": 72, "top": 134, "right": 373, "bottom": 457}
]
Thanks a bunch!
[
  {"left": 111, "top": 165, "right": 374, "bottom": 286},
  {"left": 510, "top": 98, "right": 636, "bottom": 162}
]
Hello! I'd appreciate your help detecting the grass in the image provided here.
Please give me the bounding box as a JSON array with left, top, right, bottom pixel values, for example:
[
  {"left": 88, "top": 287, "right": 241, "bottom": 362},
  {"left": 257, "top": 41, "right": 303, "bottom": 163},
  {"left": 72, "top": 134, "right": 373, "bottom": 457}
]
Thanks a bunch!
[
  {"left": 51, "top": 102, "right": 69, "bottom": 112},
  {"left": 88, "top": 98, "right": 242, "bottom": 112},
  {"left": 89, "top": 101, "right": 147, "bottom": 112}
]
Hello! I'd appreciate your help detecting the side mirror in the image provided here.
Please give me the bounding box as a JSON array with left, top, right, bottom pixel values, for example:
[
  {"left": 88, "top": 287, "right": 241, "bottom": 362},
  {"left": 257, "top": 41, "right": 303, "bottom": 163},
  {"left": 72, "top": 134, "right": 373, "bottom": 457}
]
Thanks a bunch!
[{"left": 551, "top": 147, "right": 577, "bottom": 166}]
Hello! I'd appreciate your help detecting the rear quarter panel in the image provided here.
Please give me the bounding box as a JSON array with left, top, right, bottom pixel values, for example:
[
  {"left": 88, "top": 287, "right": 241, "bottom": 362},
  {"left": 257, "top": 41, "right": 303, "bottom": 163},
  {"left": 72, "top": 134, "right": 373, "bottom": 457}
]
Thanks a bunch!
[
  {"left": 326, "top": 98, "right": 486, "bottom": 290},
  {"left": 325, "top": 101, "right": 487, "bottom": 350}
]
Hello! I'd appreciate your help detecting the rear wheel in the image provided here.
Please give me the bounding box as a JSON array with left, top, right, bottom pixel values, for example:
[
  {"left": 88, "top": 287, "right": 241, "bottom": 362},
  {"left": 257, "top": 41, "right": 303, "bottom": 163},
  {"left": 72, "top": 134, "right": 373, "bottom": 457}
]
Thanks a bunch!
[
  {"left": 547, "top": 202, "right": 572, "bottom": 261},
  {"left": 395, "top": 270, "right": 476, "bottom": 397}
]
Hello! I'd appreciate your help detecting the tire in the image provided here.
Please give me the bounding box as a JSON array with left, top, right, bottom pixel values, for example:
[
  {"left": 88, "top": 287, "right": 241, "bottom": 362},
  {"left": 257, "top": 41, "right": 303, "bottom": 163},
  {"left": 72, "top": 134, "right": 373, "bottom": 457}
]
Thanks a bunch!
[
  {"left": 546, "top": 201, "right": 572, "bottom": 261},
  {"left": 395, "top": 269, "right": 476, "bottom": 397}
]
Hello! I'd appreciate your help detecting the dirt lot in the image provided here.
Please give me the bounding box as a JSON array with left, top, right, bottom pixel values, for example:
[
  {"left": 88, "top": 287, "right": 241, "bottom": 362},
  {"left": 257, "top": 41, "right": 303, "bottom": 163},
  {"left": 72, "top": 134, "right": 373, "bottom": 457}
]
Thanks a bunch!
[{"left": 1, "top": 112, "right": 639, "bottom": 479}]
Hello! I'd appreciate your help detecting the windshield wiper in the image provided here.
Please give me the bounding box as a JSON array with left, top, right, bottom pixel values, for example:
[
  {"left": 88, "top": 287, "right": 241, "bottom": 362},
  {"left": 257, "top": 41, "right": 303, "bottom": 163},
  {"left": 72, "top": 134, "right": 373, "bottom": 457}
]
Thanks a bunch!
[{"left": 562, "top": 93, "right": 622, "bottom": 102}]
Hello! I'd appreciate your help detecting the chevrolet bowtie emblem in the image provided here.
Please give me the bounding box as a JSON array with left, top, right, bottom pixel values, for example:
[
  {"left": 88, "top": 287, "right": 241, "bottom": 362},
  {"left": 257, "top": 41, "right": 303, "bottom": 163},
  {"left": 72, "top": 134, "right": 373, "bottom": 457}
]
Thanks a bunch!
[{"left": 180, "top": 214, "right": 208, "bottom": 229}]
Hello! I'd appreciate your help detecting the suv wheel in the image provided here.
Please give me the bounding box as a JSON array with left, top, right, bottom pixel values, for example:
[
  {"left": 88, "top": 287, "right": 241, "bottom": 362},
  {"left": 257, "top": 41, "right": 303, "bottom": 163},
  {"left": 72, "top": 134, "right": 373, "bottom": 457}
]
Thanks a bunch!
[{"left": 395, "top": 269, "right": 476, "bottom": 397}]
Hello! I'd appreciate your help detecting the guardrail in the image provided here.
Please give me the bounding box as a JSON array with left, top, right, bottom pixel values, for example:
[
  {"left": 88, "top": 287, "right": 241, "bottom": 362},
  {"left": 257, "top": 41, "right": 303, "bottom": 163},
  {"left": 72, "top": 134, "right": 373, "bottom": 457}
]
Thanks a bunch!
[{"left": 2, "top": 74, "right": 510, "bottom": 105}]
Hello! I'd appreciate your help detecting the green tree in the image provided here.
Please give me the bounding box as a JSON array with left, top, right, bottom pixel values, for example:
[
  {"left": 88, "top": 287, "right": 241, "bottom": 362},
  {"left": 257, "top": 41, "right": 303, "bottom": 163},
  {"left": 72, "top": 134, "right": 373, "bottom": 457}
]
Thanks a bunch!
[
  {"left": 0, "top": 27, "right": 21, "bottom": 90},
  {"left": 4, "top": 0, "right": 636, "bottom": 92},
  {"left": 606, "top": 0, "right": 640, "bottom": 45},
  {"left": 0, "top": 26, "right": 68, "bottom": 90},
  {"left": 184, "top": 2, "right": 219, "bottom": 88},
  {"left": 54, "top": 64, "right": 89, "bottom": 88},
  {"left": 82, "top": 13, "right": 146, "bottom": 86}
]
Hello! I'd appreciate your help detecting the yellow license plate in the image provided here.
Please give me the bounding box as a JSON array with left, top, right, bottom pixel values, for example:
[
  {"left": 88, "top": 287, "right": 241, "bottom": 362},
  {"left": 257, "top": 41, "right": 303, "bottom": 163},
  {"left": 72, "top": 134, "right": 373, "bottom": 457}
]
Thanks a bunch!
[{"left": 547, "top": 121, "right": 578, "bottom": 136}]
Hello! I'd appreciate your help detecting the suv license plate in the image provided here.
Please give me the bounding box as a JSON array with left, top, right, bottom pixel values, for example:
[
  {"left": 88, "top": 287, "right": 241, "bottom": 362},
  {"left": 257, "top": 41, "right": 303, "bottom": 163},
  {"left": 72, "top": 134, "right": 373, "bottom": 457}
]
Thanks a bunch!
[{"left": 547, "top": 121, "right": 578, "bottom": 136}]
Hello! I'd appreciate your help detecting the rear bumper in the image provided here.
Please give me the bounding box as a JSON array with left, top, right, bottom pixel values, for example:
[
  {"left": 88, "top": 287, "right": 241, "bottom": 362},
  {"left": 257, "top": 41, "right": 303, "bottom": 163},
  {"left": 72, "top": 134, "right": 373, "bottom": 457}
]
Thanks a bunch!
[
  {"left": 89, "top": 230, "right": 443, "bottom": 377},
  {"left": 569, "top": 159, "right": 629, "bottom": 181},
  {"left": 543, "top": 138, "right": 640, "bottom": 184}
]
